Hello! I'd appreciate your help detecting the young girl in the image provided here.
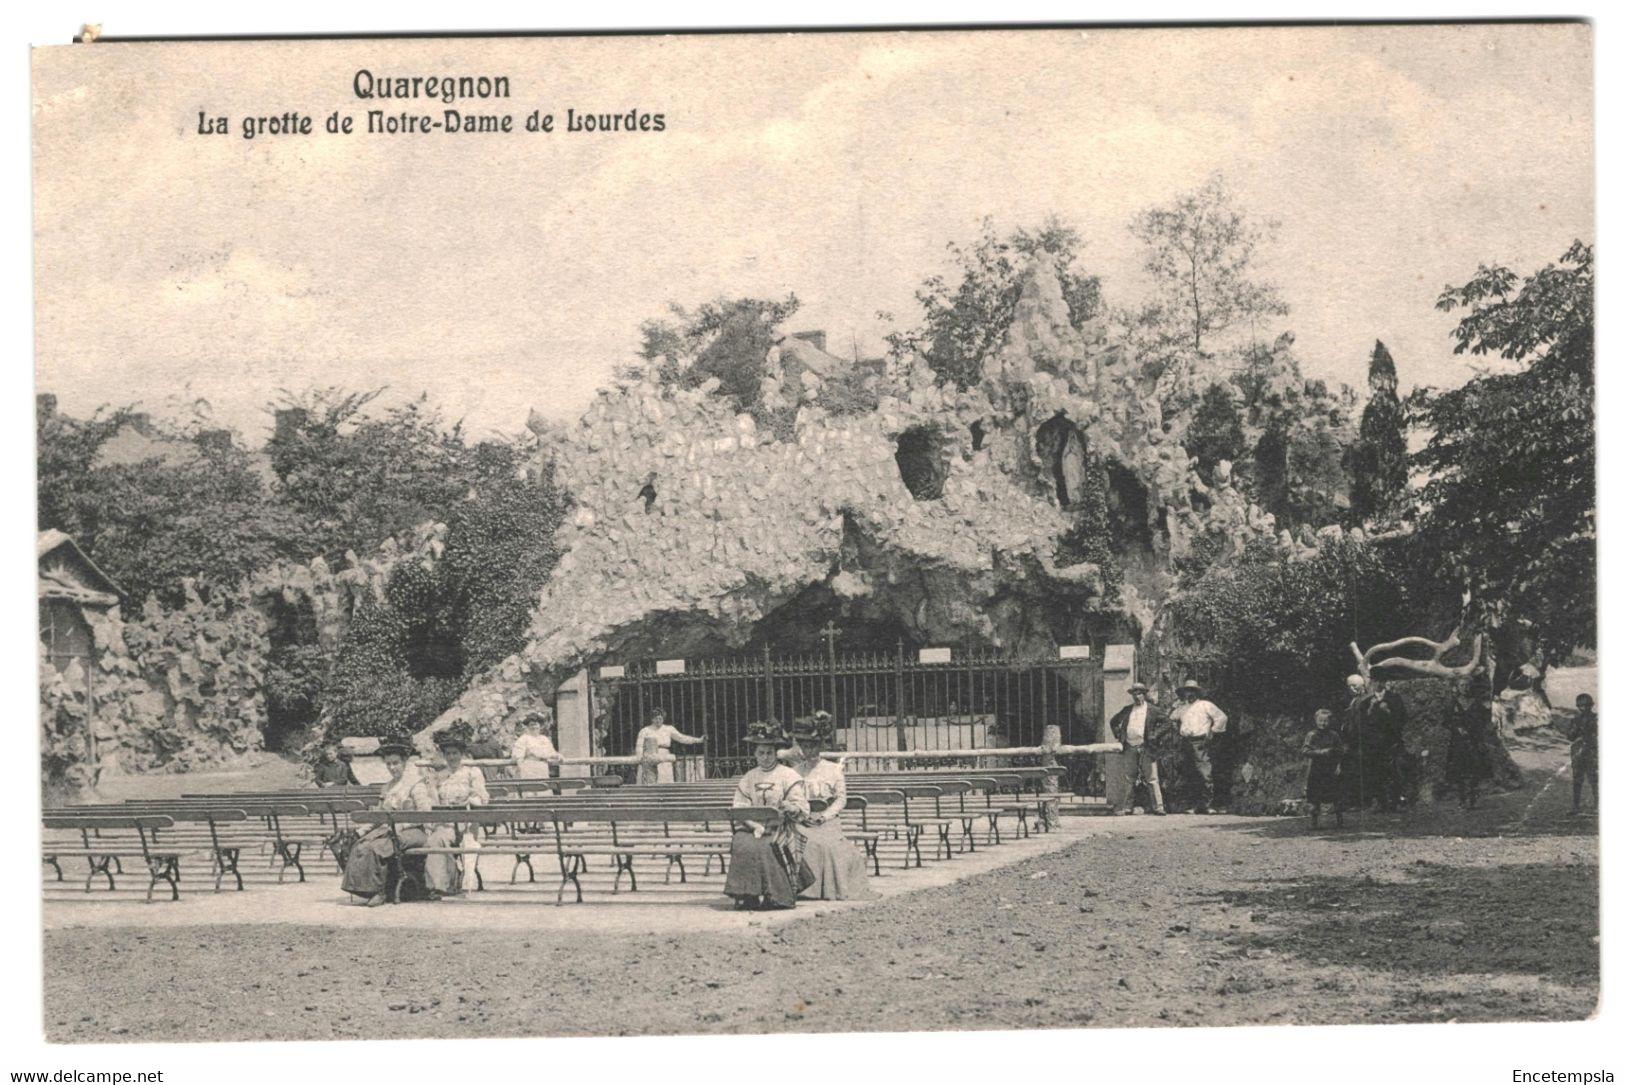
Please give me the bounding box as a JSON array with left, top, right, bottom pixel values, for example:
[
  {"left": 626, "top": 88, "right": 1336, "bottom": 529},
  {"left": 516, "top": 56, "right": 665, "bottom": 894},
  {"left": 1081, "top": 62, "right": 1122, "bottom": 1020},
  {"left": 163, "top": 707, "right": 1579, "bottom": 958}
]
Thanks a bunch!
[{"left": 1301, "top": 708, "right": 1344, "bottom": 829}]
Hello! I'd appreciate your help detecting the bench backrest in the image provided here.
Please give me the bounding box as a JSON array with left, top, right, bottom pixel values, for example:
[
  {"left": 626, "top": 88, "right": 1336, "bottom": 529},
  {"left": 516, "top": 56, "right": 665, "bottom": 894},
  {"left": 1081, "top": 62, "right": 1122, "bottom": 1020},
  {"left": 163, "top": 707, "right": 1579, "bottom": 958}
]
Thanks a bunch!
[
  {"left": 354, "top": 805, "right": 780, "bottom": 828},
  {"left": 43, "top": 814, "right": 174, "bottom": 832}
]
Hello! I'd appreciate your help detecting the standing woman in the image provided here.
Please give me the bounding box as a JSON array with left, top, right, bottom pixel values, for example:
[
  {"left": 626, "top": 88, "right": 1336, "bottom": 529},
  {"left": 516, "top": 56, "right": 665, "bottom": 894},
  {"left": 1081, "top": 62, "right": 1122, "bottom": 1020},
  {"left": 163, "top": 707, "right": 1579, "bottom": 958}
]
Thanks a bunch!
[
  {"left": 511, "top": 710, "right": 563, "bottom": 779},
  {"left": 724, "top": 721, "right": 810, "bottom": 910},
  {"left": 634, "top": 707, "right": 706, "bottom": 784},
  {"left": 1445, "top": 671, "right": 1495, "bottom": 809},
  {"left": 789, "top": 711, "right": 876, "bottom": 901},
  {"left": 341, "top": 739, "right": 439, "bottom": 906}
]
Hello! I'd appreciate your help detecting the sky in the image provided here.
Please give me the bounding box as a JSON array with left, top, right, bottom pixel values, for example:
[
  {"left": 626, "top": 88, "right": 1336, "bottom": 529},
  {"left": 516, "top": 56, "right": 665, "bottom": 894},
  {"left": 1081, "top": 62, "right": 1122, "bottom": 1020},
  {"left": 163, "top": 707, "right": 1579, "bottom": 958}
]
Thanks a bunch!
[{"left": 32, "top": 24, "right": 1593, "bottom": 441}]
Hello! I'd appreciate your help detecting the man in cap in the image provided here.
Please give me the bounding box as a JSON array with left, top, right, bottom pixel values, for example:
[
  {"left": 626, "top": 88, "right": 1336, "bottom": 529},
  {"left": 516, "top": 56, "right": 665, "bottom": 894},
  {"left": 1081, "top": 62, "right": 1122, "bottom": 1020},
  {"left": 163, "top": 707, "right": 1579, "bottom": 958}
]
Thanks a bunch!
[
  {"left": 1171, "top": 679, "right": 1227, "bottom": 813},
  {"left": 1109, "top": 682, "right": 1169, "bottom": 815}
]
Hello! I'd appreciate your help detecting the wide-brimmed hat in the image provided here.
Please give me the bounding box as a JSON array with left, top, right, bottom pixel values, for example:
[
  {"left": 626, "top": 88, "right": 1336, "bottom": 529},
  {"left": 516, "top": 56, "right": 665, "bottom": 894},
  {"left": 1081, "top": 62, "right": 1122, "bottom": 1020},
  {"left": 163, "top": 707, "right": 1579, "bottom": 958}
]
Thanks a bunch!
[
  {"left": 376, "top": 738, "right": 415, "bottom": 758},
  {"left": 744, "top": 720, "right": 786, "bottom": 746},
  {"left": 1127, "top": 681, "right": 1150, "bottom": 694},
  {"left": 1177, "top": 679, "right": 1204, "bottom": 697},
  {"left": 434, "top": 721, "right": 474, "bottom": 752},
  {"left": 788, "top": 711, "right": 836, "bottom": 743}
]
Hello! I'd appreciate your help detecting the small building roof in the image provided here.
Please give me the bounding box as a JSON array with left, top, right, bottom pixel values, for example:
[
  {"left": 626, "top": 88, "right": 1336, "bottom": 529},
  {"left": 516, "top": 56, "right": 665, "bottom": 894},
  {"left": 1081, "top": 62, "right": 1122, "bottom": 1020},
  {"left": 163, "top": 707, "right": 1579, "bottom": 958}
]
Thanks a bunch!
[{"left": 38, "top": 530, "right": 123, "bottom": 606}]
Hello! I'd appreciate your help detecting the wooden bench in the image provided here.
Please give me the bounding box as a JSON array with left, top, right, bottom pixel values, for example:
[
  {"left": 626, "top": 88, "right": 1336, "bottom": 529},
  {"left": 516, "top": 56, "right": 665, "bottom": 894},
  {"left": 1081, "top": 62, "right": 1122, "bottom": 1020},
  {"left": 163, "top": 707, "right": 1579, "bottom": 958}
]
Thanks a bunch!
[
  {"left": 42, "top": 814, "right": 182, "bottom": 901},
  {"left": 121, "top": 801, "right": 321, "bottom": 881},
  {"left": 353, "top": 805, "right": 780, "bottom": 904},
  {"left": 563, "top": 785, "right": 916, "bottom": 872}
]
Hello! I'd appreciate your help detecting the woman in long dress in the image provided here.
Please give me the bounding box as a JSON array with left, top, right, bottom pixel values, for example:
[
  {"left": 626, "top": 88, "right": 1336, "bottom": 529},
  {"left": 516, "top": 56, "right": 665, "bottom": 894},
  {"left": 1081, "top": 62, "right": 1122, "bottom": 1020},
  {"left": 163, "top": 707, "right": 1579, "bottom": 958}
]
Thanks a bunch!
[
  {"left": 341, "top": 739, "right": 438, "bottom": 906},
  {"left": 510, "top": 711, "right": 562, "bottom": 779},
  {"left": 789, "top": 712, "right": 876, "bottom": 901},
  {"left": 633, "top": 708, "right": 706, "bottom": 784},
  {"left": 427, "top": 723, "right": 489, "bottom": 895},
  {"left": 1445, "top": 673, "right": 1495, "bottom": 809},
  {"left": 724, "top": 721, "right": 810, "bottom": 910}
]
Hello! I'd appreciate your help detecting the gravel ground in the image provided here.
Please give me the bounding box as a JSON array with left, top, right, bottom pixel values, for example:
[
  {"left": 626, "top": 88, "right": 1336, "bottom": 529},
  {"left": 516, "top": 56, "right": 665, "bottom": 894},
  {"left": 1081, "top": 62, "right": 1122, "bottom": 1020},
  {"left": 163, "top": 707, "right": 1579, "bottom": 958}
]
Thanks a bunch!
[{"left": 43, "top": 733, "right": 1597, "bottom": 1042}]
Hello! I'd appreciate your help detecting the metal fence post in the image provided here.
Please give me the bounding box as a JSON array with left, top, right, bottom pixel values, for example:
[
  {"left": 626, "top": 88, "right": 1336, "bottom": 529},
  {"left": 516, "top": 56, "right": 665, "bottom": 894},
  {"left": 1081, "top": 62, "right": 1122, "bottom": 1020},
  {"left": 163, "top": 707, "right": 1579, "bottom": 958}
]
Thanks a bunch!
[
  {"left": 763, "top": 642, "right": 775, "bottom": 725},
  {"left": 894, "top": 639, "right": 908, "bottom": 756}
]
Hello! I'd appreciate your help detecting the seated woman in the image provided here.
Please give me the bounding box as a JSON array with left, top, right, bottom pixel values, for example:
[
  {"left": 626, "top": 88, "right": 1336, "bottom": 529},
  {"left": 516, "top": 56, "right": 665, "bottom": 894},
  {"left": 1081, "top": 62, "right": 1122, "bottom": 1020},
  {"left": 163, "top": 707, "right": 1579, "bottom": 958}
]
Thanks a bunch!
[
  {"left": 510, "top": 710, "right": 563, "bottom": 779},
  {"left": 341, "top": 739, "right": 439, "bottom": 906},
  {"left": 427, "top": 722, "right": 488, "bottom": 896},
  {"left": 788, "top": 712, "right": 876, "bottom": 901},
  {"left": 724, "top": 721, "right": 810, "bottom": 910}
]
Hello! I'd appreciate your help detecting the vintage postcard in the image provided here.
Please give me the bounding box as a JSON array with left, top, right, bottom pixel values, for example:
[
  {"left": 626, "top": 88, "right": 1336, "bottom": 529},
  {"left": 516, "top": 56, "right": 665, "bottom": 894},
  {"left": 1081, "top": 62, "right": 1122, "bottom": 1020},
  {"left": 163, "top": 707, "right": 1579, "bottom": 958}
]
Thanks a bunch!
[{"left": 30, "top": 22, "right": 1597, "bottom": 1056}]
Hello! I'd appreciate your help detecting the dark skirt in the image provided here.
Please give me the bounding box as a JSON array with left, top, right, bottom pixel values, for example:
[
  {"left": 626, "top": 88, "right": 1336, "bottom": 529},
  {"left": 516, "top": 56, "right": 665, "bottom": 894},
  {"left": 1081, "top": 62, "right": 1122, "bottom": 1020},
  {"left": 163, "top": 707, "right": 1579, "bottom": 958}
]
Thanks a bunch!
[
  {"left": 1446, "top": 733, "right": 1490, "bottom": 785},
  {"left": 724, "top": 830, "right": 800, "bottom": 908},
  {"left": 341, "top": 826, "right": 428, "bottom": 898},
  {"left": 1305, "top": 758, "right": 1340, "bottom": 805}
]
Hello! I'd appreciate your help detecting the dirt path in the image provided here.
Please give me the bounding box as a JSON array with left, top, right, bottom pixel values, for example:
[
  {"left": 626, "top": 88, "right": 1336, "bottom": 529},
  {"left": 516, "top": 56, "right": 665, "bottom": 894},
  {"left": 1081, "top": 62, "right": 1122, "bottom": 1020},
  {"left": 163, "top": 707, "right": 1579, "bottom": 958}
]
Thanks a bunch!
[{"left": 43, "top": 734, "right": 1596, "bottom": 1041}]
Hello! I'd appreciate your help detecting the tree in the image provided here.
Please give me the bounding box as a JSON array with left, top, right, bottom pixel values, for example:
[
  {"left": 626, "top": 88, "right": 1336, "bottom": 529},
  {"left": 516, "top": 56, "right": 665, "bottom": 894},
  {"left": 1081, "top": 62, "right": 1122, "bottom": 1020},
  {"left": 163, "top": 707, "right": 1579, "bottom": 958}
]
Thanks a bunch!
[
  {"left": 36, "top": 399, "right": 131, "bottom": 533},
  {"left": 1185, "top": 383, "right": 1246, "bottom": 484},
  {"left": 1411, "top": 240, "right": 1594, "bottom": 666},
  {"left": 1347, "top": 341, "right": 1409, "bottom": 522},
  {"left": 37, "top": 402, "right": 298, "bottom": 606},
  {"left": 318, "top": 443, "right": 572, "bottom": 742},
  {"left": 1131, "top": 172, "right": 1280, "bottom": 368},
  {"left": 634, "top": 295, "right": 801, "bottom": 409},
  {"left": 266, "top": 389, "right": 476, "bottom": 565},
  {"left": 885, "top": 217, "right": 1104, "bottom": 389}
]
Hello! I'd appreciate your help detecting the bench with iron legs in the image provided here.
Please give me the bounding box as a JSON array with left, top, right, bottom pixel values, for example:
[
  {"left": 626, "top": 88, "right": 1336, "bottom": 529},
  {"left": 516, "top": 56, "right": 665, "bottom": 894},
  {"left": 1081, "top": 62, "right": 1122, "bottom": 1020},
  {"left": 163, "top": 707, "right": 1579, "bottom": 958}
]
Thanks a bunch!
[
  {"left": 354, "top": 805, "right": 782, "bottom": 905},
  {"left": 41, "top": 814, "right": 182, "bottom": 902},
  {"left": 524, "top": 786, "right": 916, "bottom": 874},
  {"left": 118, "top": 800, "right": 324, "bottom": 882}
]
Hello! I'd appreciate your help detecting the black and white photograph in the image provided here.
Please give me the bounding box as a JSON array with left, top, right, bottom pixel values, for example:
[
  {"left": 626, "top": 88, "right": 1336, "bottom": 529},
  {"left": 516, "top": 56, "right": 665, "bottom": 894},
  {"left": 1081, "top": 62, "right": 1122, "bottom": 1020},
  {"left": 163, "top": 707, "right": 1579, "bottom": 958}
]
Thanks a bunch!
[{"left": 14, "top": 14, "right": 1607, "bottom": 1075}]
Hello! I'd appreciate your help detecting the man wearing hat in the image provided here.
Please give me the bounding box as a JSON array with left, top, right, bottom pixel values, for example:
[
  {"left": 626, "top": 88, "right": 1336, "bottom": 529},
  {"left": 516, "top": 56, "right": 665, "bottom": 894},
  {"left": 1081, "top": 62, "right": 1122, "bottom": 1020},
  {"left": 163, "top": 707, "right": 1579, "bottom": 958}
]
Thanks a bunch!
[
  {"left": 1108, "top": 682, "right": 1169, "bottom": 815},
  {"left": 1171, "top": 679, "right": 1228, "bottom": 813}
]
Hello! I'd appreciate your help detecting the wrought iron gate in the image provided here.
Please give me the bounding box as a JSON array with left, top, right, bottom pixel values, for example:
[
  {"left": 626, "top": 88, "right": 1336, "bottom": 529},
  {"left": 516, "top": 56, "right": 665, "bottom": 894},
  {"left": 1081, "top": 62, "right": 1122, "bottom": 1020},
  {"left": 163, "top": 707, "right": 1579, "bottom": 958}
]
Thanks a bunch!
[{"left": 590, "top": 638, "right": 1103, "bottom": 779}]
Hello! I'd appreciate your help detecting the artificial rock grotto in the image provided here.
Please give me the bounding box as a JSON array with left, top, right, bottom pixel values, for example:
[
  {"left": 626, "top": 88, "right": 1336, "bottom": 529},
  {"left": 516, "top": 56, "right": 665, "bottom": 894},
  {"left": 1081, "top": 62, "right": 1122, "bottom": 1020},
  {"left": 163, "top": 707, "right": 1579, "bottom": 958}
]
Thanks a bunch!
[{"left": 416, "top": 262, "right": 1288, "bottom": 745}]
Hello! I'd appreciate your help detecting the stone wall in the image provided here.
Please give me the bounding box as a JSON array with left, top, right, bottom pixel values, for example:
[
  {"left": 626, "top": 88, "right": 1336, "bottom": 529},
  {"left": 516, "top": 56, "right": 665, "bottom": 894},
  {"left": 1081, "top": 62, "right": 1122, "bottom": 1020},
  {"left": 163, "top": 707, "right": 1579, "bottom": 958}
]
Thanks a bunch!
[{"left": 40, "top": 584, "right": 270, "bottom": 796}]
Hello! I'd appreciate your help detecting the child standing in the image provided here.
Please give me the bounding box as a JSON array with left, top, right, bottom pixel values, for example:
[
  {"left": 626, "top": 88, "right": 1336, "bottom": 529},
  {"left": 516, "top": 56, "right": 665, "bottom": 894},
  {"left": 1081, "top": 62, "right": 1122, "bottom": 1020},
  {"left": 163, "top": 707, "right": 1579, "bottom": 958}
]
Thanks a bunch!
[{"left": 1302, "top": 708, "right": 1344, "bottom": 829}]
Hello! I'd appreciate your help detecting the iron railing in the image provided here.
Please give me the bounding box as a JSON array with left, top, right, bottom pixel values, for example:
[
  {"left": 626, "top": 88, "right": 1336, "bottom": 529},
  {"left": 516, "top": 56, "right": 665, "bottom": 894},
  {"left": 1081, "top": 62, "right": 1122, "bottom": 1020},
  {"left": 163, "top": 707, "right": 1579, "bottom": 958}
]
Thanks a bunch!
[{"left": 590, "top": 641, "right": 1103, "bottom": 780}]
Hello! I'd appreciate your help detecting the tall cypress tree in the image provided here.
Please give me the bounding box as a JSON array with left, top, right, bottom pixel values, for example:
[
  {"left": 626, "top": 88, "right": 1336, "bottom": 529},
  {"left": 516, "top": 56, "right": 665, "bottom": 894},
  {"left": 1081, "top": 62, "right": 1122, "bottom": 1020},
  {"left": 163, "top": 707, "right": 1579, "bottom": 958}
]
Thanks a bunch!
[{"left": 1349, "top": 340, "right": 1408, "bottom": 521}]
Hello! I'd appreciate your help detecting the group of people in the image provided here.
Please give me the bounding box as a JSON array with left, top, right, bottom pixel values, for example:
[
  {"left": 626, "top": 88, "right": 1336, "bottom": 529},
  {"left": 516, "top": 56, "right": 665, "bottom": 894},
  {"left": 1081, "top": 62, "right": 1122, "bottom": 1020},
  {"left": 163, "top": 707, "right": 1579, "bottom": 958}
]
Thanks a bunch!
[
  {"left": 1301, "top": 671, "right": 1418, "bottom": 827},
  {"left": 1302, "top": 670, "right": 1481, "bottom": 828},
  {"left": 340, "top": 714, "right": 560, "bottom": 906},
  {"left": 337, "top": 705, "right": 875, "bottom": 909},
  {"left": 1107, "top": 678, "right": 1228, "bottom": 815},
  {"left": 1111, "top": 670, "right": 1598, "bottom": 830},
  {"left": 723, "top": 711, "right": 876, "bottom": 909}
]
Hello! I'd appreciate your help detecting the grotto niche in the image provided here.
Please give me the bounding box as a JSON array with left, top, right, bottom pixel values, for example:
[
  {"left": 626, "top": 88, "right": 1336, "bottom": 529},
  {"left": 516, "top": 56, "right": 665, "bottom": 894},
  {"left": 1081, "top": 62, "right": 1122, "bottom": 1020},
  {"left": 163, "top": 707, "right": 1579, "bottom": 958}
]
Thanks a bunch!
[{"left": 413, "top": 261, "right": 1284, "bottom": 747}]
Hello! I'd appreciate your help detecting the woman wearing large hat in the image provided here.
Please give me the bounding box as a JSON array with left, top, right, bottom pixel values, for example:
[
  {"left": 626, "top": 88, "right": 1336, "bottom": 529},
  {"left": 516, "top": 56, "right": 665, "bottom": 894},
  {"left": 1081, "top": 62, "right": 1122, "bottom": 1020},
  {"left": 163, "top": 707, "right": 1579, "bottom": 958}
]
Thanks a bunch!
[
  {"left": 340, "top": 735, "right": 440, "bottom": 906},
  {"left": 724, "top": 721, "right": 811, "bottom": 910},
  {"left": 787, "top": 711, "right": 876, "bottom": 901},
  {"left": 425, "top": 722, "right": 488, "bottom": 895}
]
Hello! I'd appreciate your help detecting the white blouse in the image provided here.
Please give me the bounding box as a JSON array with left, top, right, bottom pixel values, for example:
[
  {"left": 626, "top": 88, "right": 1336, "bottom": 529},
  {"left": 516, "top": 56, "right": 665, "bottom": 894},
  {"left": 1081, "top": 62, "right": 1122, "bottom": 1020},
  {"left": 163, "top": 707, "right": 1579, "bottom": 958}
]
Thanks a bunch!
[
  {"left": 796, "top": 758, "right": 849, "bottom": 819},
  {"left": 732, "top": 765, "right": 810, "bottom": 816},
  {"left": 437, "top": 764, "right": 489, "bottom": 806}
]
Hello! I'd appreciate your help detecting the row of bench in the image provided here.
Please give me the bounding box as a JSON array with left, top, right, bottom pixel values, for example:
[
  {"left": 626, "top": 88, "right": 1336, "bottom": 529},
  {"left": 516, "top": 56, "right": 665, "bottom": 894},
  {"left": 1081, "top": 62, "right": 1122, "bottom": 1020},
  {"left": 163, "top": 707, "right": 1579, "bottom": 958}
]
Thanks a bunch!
[{"left": 42, "top": 767, "right": 1073, "bottom": 903}]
